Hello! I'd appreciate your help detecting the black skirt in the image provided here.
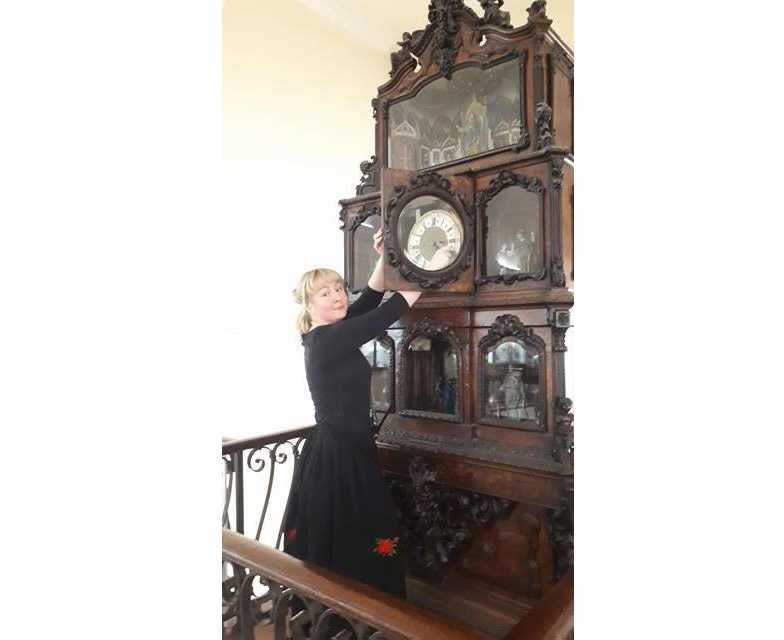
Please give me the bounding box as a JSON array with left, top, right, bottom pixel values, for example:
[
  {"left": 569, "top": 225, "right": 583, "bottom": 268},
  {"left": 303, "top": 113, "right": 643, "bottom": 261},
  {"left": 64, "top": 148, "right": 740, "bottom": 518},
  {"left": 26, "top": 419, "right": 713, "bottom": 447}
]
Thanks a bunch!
[{"left": 282, "top": 422, "right": 405, "bottom": 599}]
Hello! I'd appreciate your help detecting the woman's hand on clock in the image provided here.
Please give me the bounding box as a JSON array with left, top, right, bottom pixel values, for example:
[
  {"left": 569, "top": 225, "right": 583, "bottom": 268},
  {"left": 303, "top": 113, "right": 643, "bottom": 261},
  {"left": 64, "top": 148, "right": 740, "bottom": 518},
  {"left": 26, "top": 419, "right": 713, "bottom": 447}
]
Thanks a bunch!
[
  {"left": 428, "top": 246, "right": 455, "bottom": 270},
  {"left": 373, "top": 228, "right": 383, "bottom": 255}
]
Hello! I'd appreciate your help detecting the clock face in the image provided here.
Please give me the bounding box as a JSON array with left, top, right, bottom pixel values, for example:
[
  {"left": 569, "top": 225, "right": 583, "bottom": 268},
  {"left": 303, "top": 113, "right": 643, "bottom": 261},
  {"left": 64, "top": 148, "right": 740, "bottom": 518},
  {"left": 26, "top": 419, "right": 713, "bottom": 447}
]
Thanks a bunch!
[{"left": 398, "top": 197, "right": 464, "bottom": 271}]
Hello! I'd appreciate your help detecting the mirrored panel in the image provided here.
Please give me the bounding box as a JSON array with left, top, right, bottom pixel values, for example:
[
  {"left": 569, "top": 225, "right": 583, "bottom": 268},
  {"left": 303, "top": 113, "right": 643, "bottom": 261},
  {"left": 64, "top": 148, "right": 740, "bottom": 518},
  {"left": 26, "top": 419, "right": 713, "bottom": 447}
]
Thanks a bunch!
[
  {"left": 483, "top": 338, "right": 541, "bottom": 424},
  {"left": 360, "top": 337, "right": 393, "bottom": 411},
  {"left": 352, "top": 213, "right": 380, "bottom": 290},
  {"left": 485, "top": 185, "right": 543, "bottom": 277},
  {"left": 388, "top": 58, "right": 521, "bottom": 170},
  {"left": 397, "top": 195, "right": 464, "bottom": 271},
  {"left": 405, "top": 335, "right": 458, "bottom": 415}
]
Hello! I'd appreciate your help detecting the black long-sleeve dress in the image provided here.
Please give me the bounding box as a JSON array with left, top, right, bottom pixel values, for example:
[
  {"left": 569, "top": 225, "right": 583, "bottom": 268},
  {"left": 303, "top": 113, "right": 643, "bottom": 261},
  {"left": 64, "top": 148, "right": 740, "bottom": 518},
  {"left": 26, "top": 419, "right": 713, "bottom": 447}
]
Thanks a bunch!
[{"left": 282, "top": 286, "right": 410, "bottom": 598}]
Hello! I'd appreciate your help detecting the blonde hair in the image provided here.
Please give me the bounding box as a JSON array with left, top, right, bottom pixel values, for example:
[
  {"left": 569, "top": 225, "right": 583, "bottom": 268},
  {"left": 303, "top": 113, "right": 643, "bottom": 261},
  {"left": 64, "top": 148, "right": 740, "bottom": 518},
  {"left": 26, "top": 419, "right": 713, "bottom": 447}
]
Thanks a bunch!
[{"left": 293, "top": 268, "right": 345, "bottom": 335}]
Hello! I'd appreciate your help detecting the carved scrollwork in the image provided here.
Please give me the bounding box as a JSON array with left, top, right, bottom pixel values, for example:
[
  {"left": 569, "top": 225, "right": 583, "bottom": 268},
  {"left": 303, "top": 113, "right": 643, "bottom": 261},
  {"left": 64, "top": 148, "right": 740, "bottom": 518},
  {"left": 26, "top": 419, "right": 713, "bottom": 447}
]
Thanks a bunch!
[
  {"left": 355, "top": 155, "right": 379, "bottom": 196},
  {"left": 478, "top": 313, "right": 545, "bottom": 353},
  {"left": 551, "top": 156, "right": 564, "bottom": 189},
  {"left": 390, "top": 32, "right": 415, "bottom": 76},
  {"left": 399, "top": 318, "right": 463, "bottom": 422},
  {"left": 513, "top": 122, "right": 531, "bottom": 152},
  {"left": 526, "top": 0, "right": 552, "bottom": 26},
  {"left": 545, "top": 495, "right": 573, "bottom": 579},
  {"left": 551, "top": 329, "right": 567, "bottom": 352},
  {"left": 428, "top": 0, "right": 463, "bottom": 79},
  {"left": 549, "top": 307, "right": 570, "bottom": 352},
  {"left": 384, "top": 172, "right": 473, "bottom": 289},
  {"left": 550, "top": 256, "right": 566, "bottom": 287},
  {"left": 338, "top": 203, "right": 349, "bottom": 231},
  {"left": 348, "top": 202, "right": 380, "bottom": 232},
  {"left": 475, "top": 170, "right": 546, "bottom": 285},
  {"left": 387, "top": 456, "right": 514, "bottom": 578},
  {"left": 551, "top": 396, "right": 574, "bottom": 463},
  {"left": 535, "top": 101, "right": 553, "bottom": 150},
  {"left": 479, "top": 0, "right": 511, "bottom": 28}
]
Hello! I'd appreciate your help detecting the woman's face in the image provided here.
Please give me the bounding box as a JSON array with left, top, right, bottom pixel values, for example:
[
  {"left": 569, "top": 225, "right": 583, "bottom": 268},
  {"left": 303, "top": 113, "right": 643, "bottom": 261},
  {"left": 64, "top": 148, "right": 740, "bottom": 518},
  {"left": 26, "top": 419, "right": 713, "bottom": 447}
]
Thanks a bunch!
[{"left": 307, "top": 279, "right": 347, "bottom": 327}]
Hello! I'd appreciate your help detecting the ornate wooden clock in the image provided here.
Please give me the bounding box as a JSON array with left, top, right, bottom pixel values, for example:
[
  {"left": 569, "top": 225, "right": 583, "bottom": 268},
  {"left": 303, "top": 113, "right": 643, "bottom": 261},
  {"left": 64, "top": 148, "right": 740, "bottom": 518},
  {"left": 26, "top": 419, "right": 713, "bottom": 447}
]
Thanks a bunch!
[{"left": 339, "top": 2, "right": 573, "bottom": 636}]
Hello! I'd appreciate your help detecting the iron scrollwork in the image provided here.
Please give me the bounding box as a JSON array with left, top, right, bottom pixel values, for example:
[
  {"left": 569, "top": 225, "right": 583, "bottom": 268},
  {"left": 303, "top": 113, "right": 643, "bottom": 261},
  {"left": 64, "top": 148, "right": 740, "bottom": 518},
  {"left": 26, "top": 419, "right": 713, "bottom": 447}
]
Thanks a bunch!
[
  {"left": 225, "top": 569, "right": 396, "bottom": 640},
  {"left": 245, "top": 438, "right": 307, "bottom": 547},
  {"left": 475, "top": 169, "right": 546, "bottom": 285}
]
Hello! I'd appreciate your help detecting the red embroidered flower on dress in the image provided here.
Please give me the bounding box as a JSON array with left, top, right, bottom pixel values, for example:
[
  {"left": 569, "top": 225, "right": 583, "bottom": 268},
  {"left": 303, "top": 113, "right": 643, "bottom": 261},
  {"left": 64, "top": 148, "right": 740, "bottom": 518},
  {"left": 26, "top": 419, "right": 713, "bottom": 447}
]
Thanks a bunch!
[
  {"left": 287, "top": 528, "right": 297, "bottom": 540},
  {"left": 374, "top": 536, "right": 400, "bottom": 557}
]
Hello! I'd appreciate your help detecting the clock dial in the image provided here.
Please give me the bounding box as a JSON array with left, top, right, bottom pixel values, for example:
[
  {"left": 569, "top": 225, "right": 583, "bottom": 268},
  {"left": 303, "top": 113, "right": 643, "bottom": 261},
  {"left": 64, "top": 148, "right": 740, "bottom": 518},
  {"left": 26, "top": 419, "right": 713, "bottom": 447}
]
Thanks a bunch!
[{"left": 397, "top": 196, "right": 464, "bottom": 271}]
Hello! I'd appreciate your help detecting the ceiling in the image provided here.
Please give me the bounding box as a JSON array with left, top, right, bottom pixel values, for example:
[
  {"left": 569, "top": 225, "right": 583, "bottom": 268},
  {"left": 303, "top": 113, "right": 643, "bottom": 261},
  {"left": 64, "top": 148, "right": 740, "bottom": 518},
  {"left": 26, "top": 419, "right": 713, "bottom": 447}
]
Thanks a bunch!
[{"left": 223, "top": 1, "right": 573, "bottom": 55}]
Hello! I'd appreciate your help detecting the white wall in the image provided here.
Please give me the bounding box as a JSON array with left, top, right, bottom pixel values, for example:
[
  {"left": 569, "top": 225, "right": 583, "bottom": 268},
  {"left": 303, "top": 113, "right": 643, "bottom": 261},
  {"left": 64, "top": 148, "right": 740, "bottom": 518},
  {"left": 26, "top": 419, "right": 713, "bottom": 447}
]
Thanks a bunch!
[{"left": 223, "top": 0, "right": 390, "bottom": 436}]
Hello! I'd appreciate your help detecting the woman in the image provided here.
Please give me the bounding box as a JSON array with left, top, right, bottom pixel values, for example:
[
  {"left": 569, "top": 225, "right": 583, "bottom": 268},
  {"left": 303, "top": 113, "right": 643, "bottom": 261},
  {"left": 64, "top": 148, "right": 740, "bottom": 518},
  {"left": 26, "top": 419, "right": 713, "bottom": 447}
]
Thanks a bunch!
[{"left": 283, "top": 229, "right": 426, "bottom": 603}]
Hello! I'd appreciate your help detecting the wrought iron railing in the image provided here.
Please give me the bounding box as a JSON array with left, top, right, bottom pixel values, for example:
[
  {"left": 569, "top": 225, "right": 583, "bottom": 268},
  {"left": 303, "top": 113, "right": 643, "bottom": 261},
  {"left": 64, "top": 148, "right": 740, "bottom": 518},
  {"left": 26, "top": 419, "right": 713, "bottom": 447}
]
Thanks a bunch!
[
  {"left": 222, "top": 426, "right": 314, "bottom": 635},
  {"left": 223, "top": 528, "right": 483, "bottom": 640},
  {"left": 222, "top": 426, "right": 313, "bottom": 545}
]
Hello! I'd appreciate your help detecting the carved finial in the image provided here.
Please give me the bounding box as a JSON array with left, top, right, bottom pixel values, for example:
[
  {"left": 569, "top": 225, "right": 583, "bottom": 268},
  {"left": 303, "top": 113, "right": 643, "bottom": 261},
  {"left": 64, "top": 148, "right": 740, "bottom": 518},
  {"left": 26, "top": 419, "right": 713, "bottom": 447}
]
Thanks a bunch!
[
  {"left": 355, "top": 155, "right": 378, "bottom": 196},
  {"left": 390, "top": 32, "right": 414, "bottom": 76},
  {"left": 552, "top": 397, "right": 574, "bottom": 464},
  {"left": 550, "top": 257, "right": 566, "bottom": 287},
  {"left": 428, "top": 0, "right": 462, "bottom": 79},
  {"left": 480, "top": 0, "right": 511, "bottom": 28},
  {"left": 526, "top": 0, "right": 549, "bottom": 22},
  {"left": 535, "top": 102, "right": 553, "bottom": 150}
]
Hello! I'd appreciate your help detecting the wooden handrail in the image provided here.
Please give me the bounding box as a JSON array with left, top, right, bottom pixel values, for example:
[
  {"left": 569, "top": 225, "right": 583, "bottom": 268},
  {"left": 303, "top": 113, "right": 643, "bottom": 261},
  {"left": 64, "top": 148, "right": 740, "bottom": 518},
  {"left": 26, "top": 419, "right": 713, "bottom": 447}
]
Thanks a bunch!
[
  {"left": 504, "top": 569, "right": 573, "bottom": 640},
  {"left": 221, "top": 426, "right": 315, "bottom": 455},
  {"left": 223, "top": 529, "right": 482, "bottom": 640}
]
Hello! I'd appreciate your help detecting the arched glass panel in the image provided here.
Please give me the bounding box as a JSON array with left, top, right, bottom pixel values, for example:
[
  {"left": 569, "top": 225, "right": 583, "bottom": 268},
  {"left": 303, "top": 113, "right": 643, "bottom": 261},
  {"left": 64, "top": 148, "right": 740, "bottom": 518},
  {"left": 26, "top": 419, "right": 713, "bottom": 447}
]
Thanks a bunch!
[
  {"left": 483, "top": 338, "right": 541, "bottom": 424},
  {"left": 405, "top": 336, "right": 457, "bottom": 415}
]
